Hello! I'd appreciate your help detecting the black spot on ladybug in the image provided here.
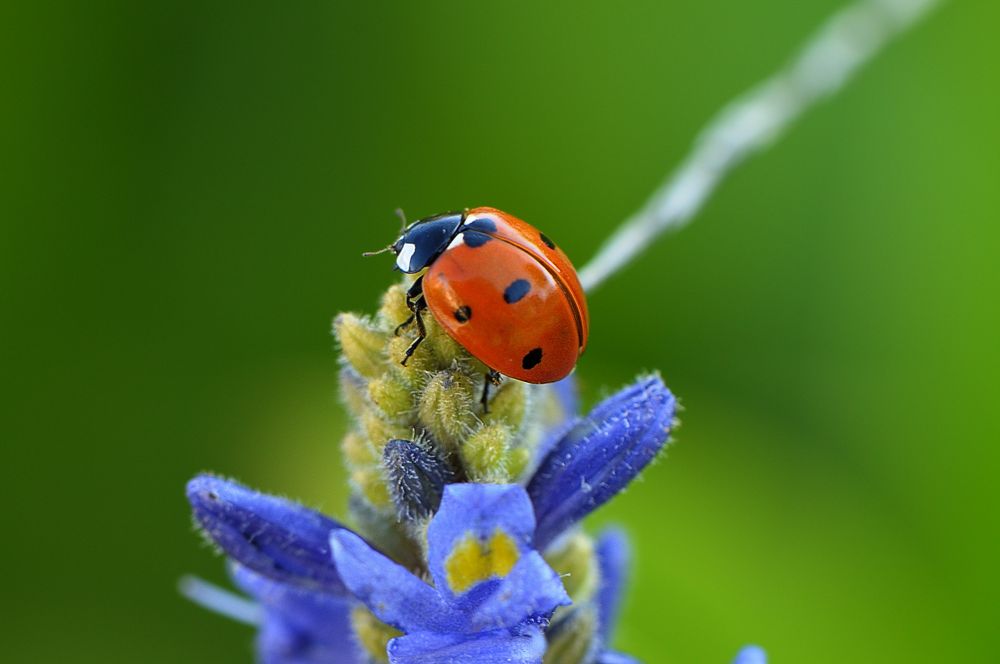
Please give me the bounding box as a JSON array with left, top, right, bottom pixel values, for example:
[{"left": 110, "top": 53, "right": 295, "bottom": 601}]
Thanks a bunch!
[
  {"left": 503, "top": 279, "right": 531, "bottom": 304},
  {"left": 454, "top": 306, "right": 472, "bottom": 323},
  {"left": 465, "top": 217, "right": 497, "bottom": 235},
  {"left": 522, "top": 347, "right": 543, "bottom": 370},
  {"left": 539, "top": 232, "right": 556, "bottom": 250},
  {"left": 461, "top": 230, "right": 492, "bottom": 248}
]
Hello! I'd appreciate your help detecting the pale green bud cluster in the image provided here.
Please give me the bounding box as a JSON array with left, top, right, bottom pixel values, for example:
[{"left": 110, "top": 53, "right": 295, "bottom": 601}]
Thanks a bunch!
[{"left": 333, "top": 280, "right": 604, "bottom": 663}]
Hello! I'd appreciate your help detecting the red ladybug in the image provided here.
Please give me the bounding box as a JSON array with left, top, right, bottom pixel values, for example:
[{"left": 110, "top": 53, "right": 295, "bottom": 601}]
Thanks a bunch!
[{"left": 373, "top": 207, "right": 589, "bottom": 391}]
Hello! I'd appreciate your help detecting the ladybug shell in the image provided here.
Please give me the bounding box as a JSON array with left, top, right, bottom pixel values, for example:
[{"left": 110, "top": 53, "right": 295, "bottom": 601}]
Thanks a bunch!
[{"left": 423, "top": 207, "right": 589, "bottom": 383}]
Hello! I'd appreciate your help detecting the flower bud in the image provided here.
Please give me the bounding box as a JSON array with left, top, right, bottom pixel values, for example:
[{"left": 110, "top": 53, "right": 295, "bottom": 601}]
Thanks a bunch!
[
  {"left": 361, "top": 409, "right": 411, "bottom": 454},
  {"left": 387, "top": 333, "right": 437, "bottom": 377},
  {"left": 383, "top": 439, "right": 456, "bottom": 522},
  {"left": 339, "top": 368, "right": 370, "bottom": 420},
  {"left": 334, "top": 313, "right": 387, "bottom": 379},
  {"left": 418, "top": 370, "right": 478, "bottom": 451},
  {"left": 545, "top": 531, "right": 599, "bottom": 605},
  {"left": 350, "top": 467, "right": 392, "bottom": 512},
  {"left": 529, "top": 374, "right": 676, "bottom": 550},
  {"left": 341, "top": 430, "right": 378, "bottom": 468},
  {"left": 368, "top": 374, "right": 414, "bottom": 421},
  {"left": 186, "top": 474, "right": 346, "bottom": 594},
  {"left": 423, "top": 316, "right": 466, "bottom": 367},
  {"left": 376, "top": 283, "right": 412, "bottom": 330},
  {"left": 543, "top": 606, "right": 599, "bottom": 664},
  {"left": 460, "top": 422, "right": 513, "bottom": 483},
  {"left": 483, "top": 379, "right": 528, "bottom": 430}
]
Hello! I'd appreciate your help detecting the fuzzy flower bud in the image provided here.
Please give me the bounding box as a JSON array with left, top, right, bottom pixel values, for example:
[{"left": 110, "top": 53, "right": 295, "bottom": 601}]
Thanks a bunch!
[
  {"left": 333, "top": 313, "right": 387, "bottom": 379},
  {"left": 383, "top": 439, "right": 456, "bottom": 522},
  {"left": 417, "top": 370, "right": 478, "bottom": 451}
]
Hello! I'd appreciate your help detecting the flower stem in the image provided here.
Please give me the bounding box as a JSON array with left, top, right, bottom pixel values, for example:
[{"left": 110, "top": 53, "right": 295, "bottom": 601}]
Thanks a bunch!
[{"left": 577, "top": 0, "right": 940, "bottom": 293}]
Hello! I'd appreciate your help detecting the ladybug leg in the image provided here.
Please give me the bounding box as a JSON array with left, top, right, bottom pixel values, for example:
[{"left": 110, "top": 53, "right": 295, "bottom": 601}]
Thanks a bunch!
[
  {"left": 480, "top": 370, "right": 502, "bottom": 412},
  {"left": 394, "top": 276, "right": 425, "bottom": 336},
  {"left": 394, "top": 312, "right": 415, "bottom": 335},
  {"left": 400, "top": 295, "right": 428, "bottom": 367}
]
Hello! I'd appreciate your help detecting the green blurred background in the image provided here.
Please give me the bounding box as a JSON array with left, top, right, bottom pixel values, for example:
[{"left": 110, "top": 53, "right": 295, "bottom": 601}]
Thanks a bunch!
[{"left": 3, "top": 1, "right": 998, "bottom": 662}]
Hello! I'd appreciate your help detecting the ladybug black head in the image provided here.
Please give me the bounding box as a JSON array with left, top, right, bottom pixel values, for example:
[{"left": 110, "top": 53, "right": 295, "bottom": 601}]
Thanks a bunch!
[{"left": 391, "top": 211, "right": 464, "bottom": 273}]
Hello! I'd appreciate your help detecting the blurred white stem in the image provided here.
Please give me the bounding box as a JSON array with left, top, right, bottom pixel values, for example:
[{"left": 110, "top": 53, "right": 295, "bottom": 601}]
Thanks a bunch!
[
  {"left": 179, "top": 575, "right": 261, "bottom": 626},
  {"left": 578, "top": 0, "right": 940, "bottom": 293}
]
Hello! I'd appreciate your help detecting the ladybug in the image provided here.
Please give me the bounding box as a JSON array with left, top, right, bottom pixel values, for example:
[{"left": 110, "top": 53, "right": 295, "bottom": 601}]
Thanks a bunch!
[{"left": 370, "top": 207, "right": 588, "bottom": 400}]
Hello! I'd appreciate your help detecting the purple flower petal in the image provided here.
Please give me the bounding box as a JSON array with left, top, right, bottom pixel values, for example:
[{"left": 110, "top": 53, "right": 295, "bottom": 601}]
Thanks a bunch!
[
  {"left": 426, "top": 484, "right": 537, "bottom": 601},
  {"left": 231, "top": 565, "right": 362, "bottom": 664},
  {"left": 732, "top": 646, "right": 767, "bottom": 664},
  {"left": 387, "top": 626, "right": 546, "bottom": 664},
  {"left": 597, "top": 652, "right": 641, "bottom": 664},
  {"left": 595, "top": 528, "right": 630, "bottom": 641},
  {"left": 187, "top": 475, "right": 347, "bottom": 594},
  {"left": 461, "top": 551, "right": 571, "bottom": 632},
  {"left": 329, "top": 528, "right": 459, "bottom": 633},
  {"left": 528, "top": 375, "right": 675, "bottom": 549}
]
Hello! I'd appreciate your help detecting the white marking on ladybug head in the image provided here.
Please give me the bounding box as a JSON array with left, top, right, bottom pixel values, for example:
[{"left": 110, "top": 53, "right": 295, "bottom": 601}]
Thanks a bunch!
[
  {"left": 396, "top": 242, "right": 416, "bottom": 271},
  {"left": 447, "top": 234, "right": 466, "bottom": 250}
]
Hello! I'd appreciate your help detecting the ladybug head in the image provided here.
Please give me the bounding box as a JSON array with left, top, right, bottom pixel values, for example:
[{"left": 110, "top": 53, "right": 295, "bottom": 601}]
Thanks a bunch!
[{"left": 388, "top": 211, "right": 464, "bottom": 274}]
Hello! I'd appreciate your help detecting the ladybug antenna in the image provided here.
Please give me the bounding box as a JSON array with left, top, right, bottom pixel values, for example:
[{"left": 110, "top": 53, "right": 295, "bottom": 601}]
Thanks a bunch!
[
  {"left": 362, "top": 209, "right": 409, "bottom": 257},
  {"left": 362, "top": 244, "right": 395, "bottom": 258},
  {"left": 394, "top": 208, "right": 408, "bottom": 233}
]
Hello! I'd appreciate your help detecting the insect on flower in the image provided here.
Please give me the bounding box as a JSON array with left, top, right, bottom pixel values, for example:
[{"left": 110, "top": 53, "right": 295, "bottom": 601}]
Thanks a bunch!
[{"left": 366, "top": 207, "right": 589, "bottom": 407}]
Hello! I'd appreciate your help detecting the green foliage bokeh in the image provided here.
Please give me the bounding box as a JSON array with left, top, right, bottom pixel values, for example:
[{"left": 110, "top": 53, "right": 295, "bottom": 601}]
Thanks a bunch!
[{"left": 3, "top": 1, "right": 998, "bottom": 662}]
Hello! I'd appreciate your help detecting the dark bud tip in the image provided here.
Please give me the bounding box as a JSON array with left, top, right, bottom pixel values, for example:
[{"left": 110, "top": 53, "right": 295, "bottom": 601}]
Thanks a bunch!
[{"left": 383, "top": 439, "right": 457, "bottom": 522}]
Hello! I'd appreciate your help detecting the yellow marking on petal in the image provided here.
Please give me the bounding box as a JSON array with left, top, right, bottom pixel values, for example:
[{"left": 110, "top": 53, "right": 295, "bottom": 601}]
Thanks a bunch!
[{"left": 444, "top": 528, "right": 520, "bottom": 593}]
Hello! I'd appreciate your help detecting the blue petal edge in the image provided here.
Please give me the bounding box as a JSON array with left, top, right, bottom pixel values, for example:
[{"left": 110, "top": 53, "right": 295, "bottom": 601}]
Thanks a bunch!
[
  {"left": 388, "top": 626, "right": 547, "bottom": 664},
  {"left": 187, "top": 474, "right": 348, "bottom": 594},
  {"left": 329, "top": 528, "right": 458, "bottom": 633}
]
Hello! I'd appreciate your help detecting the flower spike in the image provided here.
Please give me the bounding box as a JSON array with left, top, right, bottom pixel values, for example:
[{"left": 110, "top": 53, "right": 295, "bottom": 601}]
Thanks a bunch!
[{"left": 185, "top": 281, "right": 765, "bottom": 661}]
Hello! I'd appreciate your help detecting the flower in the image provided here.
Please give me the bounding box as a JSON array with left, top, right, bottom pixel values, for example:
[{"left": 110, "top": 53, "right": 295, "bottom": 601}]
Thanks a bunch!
[
  {"left": 186, "top": 374, "right": 676, "bottom": 662},
  {"left": 184, "top": 283, "right": 764, "bottom": 662},
  {"left": 330, "top": 483, "right": 570, "bottom": 661},
  {"left": 732, "top": 646, "right": 768, "bottom": 664},
  {"left": 231, "top": 566, "right": 362, "bottom": 664},
  {"left": 544, "top": 528, "right": 634, "bottom": 663}
]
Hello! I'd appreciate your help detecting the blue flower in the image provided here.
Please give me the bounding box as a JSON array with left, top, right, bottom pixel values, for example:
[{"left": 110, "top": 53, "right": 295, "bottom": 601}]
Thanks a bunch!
[
  {"left": 185, "top": 375, "right": 764, "bottom": 662},
  {"left": 330, "top": 483, "right": 570, "bottom": 662},
  {"left": 231, "top": 565, "right": 362, "bottom": 664},
  {"left": 187, "top": 475, "right": 362, "bottom": 663},
  {"left": 732, "top": 645, "right": 767, "bottom": 664},
  {"left": 546, "top": 528, "right": 635, "bottom": 663}
]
